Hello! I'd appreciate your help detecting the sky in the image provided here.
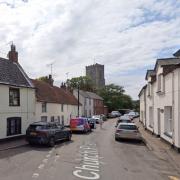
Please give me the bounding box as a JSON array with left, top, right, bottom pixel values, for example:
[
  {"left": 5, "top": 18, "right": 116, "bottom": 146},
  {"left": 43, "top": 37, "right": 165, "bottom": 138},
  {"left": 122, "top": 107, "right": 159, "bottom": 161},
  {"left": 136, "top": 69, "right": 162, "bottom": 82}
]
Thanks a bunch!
[{"left": 0, "top": 0, "right": 180, "bottom": 100}]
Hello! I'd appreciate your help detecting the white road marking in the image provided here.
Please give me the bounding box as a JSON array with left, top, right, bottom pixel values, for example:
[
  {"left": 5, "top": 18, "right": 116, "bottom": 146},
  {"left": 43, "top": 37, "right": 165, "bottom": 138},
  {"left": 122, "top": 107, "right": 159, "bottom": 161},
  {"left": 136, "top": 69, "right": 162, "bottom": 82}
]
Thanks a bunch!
[
  {"left": 32, "top": 173, "right": 39, "bottom": 178},
  {"left": 73, "top": 143, "right": 104, "bottom": 179},
  {"left": 46, "top": 154, "right": 51, "bottom": 158},
  {"left": 42, "top": 159, "right": 48, "bottom": 163},
  {"left": 38, "top": 164, "right": 45, "bottom": 169}
]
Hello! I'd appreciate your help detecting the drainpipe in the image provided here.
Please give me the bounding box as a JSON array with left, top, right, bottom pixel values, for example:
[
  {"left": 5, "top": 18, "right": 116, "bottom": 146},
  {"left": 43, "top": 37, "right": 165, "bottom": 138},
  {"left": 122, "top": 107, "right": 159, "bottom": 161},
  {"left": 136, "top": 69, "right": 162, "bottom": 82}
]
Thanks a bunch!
[
  {"left": 172, "top": 72, "right": 175, "bottom": 147},
  {"left": 144, "top": 88, "right": 147, "bottom": 129}
]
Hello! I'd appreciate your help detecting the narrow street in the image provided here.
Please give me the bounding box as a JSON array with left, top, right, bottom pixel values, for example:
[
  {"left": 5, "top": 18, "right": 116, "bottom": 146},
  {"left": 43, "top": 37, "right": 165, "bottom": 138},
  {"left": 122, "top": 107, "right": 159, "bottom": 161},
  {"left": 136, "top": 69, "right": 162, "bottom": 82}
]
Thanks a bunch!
[{"left": 0, "top": 119, "right": 179, "bottom": 180}]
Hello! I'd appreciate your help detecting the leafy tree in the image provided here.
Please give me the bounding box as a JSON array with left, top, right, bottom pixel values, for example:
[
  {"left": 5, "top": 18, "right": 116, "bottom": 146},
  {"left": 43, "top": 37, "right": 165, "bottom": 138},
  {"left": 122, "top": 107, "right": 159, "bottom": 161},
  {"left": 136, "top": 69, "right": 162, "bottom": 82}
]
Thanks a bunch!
[
  {"left": 97, "top": 84, "right": 133, "bottom": 112},
  {"left": 66, "top": 76, "right": 94, "bottom": 91}
]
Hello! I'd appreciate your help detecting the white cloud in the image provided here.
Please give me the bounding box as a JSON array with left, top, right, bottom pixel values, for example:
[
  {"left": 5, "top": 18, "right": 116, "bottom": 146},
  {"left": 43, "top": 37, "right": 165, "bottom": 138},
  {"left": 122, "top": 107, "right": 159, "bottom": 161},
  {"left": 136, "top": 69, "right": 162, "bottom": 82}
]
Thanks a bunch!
[{"left": 0, "top": 0, "right": 180, "bottom": 99}]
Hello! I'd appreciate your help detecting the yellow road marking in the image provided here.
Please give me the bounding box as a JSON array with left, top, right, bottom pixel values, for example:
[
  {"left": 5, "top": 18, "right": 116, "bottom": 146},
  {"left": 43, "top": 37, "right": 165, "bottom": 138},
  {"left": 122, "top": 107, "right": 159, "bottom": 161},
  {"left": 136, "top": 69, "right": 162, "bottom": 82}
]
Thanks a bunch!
[{"left": 169, "top": 176, "right": 180, "bottom": 180}]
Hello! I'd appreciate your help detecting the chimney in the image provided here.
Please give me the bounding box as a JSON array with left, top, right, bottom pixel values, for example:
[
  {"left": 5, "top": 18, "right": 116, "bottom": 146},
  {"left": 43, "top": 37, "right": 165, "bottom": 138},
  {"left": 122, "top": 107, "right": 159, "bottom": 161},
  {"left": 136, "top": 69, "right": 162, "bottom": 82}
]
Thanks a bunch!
[
  {"left": 48, "top": 74, "right": 54, "bottom": 86},
  {"left": 60, "top": 82, "right": 67, "bottom": 89},
  {"left": 8, "top": 44, "right": 18, "bottom": 63}
]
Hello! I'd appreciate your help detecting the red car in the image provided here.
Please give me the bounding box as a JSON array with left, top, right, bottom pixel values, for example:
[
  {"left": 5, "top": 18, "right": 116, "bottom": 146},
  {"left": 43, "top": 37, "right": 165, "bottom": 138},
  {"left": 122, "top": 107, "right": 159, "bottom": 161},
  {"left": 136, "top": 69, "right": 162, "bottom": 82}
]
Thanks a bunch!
[{"left": 70, "top": 118, "right": 90, "bottom": 133}]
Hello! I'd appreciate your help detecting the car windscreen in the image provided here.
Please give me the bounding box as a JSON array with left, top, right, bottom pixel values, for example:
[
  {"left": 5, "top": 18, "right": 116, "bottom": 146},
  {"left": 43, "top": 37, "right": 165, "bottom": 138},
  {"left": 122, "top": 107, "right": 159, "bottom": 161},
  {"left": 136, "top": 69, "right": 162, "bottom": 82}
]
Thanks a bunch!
[
  {"left": 28, "top": 125, "right": 48, "bottom": 131},
  {"left": 119, "top": 120, "right": 130, "bottom": 123},
  {"left": 118, "top": 124, "right": 137, "bottom": 130}
]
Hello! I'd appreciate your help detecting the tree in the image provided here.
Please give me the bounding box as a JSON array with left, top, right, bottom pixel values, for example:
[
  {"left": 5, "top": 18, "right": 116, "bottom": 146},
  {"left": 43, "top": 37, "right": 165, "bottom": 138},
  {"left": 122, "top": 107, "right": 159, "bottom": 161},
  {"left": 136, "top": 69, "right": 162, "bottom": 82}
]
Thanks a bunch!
[
  {"left": 97, "top": 84, "right": 133, "bottom": 112},
  {"left": 66, "top": 76, "right": 94, "bottom": 91}
]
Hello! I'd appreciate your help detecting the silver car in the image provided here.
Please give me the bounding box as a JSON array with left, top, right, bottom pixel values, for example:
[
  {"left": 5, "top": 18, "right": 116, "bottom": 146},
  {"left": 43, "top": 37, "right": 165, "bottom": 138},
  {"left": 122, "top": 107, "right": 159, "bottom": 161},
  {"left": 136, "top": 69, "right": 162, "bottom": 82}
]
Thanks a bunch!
[{"left": 115, "top": 123, "right": 142, "bottom": 141}]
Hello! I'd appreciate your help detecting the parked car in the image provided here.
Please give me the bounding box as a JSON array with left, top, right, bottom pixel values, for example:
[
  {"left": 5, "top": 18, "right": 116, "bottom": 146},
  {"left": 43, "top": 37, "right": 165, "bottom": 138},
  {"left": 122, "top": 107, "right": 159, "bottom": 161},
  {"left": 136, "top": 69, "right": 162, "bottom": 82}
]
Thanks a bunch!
[
  {"left": 115, "top": 115, "right": 131, "bottom": 127},
  {"left": 115, "top": 123, "right": 142, "bottom": 141},
  {"left": 70, "top": 118, "right": 90, "bottom": 133},
  {"left": 92, "top": 115, "right": 101, "bottom": 124},
  {"left": 111, "top": 111, "right": 121, "bottom": 118},
  {"left": 87, "top": 118, "right": 96, "bottom": 129},
  {"left": 124, "top": 113, "right": 133, "bottom": 121},
  {"left": 26, "top": 122, "right": 72, "bottom": 147}
]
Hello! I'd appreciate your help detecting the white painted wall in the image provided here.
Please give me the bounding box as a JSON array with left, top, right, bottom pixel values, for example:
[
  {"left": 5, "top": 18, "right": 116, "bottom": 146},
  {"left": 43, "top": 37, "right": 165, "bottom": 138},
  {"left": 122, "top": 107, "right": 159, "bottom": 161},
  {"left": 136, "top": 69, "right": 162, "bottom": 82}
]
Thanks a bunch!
[
  {"left": 0, "top": 84, "right": 35, "bottom": 139},
  {"left": 140, "top": 66, "right": 180, "bottom": 149},
  {"left": 73, "top": 90, "right": 93, "bottom": 117},
  {"left": 35, "top": 102, "right": 82, "bottom": 125}
]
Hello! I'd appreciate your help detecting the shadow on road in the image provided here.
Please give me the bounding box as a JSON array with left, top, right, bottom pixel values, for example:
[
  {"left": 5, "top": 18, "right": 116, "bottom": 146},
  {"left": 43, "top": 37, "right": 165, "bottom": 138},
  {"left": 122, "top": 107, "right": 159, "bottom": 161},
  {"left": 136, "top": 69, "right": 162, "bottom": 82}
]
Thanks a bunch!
[{"left": 115, "top": 139, "right": 145, "bottom": 146}]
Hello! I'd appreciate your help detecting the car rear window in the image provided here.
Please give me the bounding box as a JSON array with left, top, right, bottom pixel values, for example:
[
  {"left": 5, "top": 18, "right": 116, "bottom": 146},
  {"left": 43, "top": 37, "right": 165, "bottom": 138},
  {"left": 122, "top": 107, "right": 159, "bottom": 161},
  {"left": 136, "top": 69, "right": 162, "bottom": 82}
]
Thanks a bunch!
[
  {"left": 119, "top": 124, "right": 137, "bottom": 130},
  {"left": 29, "top": 125, "right": 48, "bottom": 131}
]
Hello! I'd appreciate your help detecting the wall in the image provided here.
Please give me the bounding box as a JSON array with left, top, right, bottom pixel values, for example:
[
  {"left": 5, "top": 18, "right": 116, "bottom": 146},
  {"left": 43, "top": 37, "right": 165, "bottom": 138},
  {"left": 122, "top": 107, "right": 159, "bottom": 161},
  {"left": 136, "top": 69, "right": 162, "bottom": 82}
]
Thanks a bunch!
[
  {"left": 35, "top": 102, "right": 82, "bottom": 125},
  {"left": 0, "top": 84, "right": 35, "bottom": 139}
]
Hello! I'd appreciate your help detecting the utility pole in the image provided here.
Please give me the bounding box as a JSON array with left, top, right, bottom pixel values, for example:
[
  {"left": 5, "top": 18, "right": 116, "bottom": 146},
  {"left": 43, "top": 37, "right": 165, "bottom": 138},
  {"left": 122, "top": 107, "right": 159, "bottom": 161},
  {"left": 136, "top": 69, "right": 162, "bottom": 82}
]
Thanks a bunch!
[{"left": 77, "top": 83, "right": 80, "bottom": 117}]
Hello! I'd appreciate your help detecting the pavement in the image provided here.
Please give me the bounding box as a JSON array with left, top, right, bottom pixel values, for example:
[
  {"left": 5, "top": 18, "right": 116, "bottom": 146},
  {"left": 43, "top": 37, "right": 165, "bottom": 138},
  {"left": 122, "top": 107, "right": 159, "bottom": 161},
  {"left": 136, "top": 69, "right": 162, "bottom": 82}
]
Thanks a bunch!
[
  {"left": 0, "top": 137, "right": 28, "bottom": 151},
  {"left": 134, "top": 118, "right": 180, "bottom": 172}
]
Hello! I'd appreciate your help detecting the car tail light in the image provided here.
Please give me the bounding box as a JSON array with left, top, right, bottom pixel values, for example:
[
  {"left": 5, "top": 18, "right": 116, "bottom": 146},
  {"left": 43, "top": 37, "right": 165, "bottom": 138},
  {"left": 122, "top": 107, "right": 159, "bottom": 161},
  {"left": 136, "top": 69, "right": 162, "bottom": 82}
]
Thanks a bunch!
[{"left": 116, "top": 129, "right": 122, "bottom": 133}]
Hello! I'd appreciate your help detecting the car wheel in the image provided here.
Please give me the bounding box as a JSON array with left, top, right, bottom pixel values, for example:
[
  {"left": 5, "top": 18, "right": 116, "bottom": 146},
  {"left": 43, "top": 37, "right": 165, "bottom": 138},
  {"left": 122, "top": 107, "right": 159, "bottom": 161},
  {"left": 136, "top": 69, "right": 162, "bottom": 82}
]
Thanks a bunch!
[
  {"left": 29, "top": 141, "right": 34, "bottom": 146},
  {"left": 48, "top": 137, "right": 55, "bottom": 147},
  {"left": 115, "top": 137, "right": 119, "bottom": 141}
]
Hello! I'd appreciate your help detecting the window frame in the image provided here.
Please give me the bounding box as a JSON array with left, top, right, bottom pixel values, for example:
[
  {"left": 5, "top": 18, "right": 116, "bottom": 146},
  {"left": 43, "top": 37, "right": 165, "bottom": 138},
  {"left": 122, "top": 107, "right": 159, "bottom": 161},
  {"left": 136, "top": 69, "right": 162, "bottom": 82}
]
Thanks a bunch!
[{"left": 9, "top": 88, "right": 20, "bottom": 106}]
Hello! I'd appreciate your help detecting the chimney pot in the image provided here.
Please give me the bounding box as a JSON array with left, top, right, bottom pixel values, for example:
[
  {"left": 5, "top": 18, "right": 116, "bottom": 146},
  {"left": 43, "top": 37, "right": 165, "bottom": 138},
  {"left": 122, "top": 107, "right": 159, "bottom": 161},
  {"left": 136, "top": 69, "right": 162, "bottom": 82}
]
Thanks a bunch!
[{"left": 8, "top": 44, "right": 18, "bottom": 63}]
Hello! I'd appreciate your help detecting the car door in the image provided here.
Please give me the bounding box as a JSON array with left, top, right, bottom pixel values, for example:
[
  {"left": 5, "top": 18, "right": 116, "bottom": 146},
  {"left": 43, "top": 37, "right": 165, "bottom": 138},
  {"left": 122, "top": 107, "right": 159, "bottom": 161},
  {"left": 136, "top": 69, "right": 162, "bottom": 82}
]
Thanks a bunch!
[{"left": 51, "top": 124, "right": 61, "bottom": 141}]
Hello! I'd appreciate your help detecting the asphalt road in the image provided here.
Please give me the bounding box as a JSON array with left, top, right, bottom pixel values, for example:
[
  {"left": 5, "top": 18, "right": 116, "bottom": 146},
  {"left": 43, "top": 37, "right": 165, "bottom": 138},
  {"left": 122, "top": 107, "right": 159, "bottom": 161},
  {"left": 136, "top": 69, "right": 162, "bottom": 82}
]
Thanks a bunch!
[{"left": 0, "top": 119, "right": 179, "bottom": 180}]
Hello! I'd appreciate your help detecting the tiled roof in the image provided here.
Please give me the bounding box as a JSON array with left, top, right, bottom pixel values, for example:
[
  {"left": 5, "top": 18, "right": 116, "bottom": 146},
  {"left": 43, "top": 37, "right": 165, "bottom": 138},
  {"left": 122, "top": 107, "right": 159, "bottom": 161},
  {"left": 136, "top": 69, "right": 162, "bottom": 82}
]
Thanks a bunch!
[
  {"left": 32, "top": 79, "right": 80, "bottom": 105},
  {"left": 0, "top": 57, "right": 33, "bottom": 88}
]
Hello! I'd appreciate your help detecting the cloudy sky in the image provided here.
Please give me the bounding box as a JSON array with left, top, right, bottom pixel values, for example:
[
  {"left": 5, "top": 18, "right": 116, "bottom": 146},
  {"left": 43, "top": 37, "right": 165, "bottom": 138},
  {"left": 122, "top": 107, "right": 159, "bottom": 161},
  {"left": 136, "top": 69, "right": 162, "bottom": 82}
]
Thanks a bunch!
[{"left": 0, "top": 0, "right": 180, "bottom": 99}]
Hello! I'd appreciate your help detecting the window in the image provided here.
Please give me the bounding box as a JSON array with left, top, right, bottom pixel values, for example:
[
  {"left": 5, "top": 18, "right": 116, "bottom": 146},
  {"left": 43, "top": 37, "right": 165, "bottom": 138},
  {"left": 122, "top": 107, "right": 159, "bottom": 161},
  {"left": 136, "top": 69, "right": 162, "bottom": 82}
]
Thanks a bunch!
[
  {"left": 164, "top": 106, "right": 173, "bottom": 137},
  {"left": 7, "top": 117, "right": 21, "bottom": 136},
  {"left": 41, "top": 116, "right": 47, "bottom": 122},
  {"left": 42, "top": 102, "right": 47, "bottom": 113},
  {"left": 89, "top": 99, "right": 91, "bottom": 105},
  {"left": 61, "top": 104, "right": 64, "bottom": 112},
  {"left": 9, "top": 88, "right": 20, "bottom": 106},
  {"left": 157, "top": 74, "right": 164, "bottom": 93},
  {"left": 89, "top": 110, "right": 91, "bottom": 117},
  {"left": 51, "top": 116, "right": 55, "bottom": 122}
]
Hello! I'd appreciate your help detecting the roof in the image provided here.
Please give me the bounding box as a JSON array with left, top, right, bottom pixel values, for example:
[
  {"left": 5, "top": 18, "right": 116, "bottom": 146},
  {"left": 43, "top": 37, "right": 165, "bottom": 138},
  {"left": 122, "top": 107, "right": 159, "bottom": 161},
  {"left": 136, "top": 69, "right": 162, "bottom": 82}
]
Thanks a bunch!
[
  {"left": 154, "top": 58, "right": 180, "bottom": 72},
  {"left": 145, "top": 70, "right": 155, "bottom": 80},
  {"left": 173, "top": 49, "right": 180, "bottom": 57},
  {"left": 0, "top": 57, "right": 34, "bottom": 88},
  {"left": 74, "top": 89, "right": 103, "bottom": 100},
  {"left": 86, "top": 91, "right": 103, "bottom": 100},
  {"left": 32, "top": 79, "right": 80, "bottom": 105},
  {"left": 138, "top": 84, "right": 147, "bottom": 97}
]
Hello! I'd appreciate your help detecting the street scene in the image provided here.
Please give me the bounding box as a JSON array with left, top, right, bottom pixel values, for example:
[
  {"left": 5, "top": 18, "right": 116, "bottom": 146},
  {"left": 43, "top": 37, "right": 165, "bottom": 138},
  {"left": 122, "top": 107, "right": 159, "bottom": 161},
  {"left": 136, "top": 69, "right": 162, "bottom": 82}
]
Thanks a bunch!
[
  {"left": 0, "top": 0, "right": 180, "bottom": 180},
  {"left": 0, "top": 118, "right": 179, "bottom": 180}
]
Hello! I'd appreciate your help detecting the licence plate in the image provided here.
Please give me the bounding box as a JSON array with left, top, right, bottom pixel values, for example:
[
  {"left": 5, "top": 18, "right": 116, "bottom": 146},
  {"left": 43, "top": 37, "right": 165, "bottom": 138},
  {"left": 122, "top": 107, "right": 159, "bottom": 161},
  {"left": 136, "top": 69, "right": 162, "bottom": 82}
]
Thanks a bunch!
[{"left": 30, "top": 132, "right": 37, "bottom": 136}]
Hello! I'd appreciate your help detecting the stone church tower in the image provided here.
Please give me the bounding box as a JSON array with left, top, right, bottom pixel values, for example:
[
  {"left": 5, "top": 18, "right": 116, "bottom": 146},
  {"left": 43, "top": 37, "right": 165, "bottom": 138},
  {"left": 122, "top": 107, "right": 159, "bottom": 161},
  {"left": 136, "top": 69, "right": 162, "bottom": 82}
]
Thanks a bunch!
[{"left": 86, "top": 63, "right": 105, "bottom": 89}]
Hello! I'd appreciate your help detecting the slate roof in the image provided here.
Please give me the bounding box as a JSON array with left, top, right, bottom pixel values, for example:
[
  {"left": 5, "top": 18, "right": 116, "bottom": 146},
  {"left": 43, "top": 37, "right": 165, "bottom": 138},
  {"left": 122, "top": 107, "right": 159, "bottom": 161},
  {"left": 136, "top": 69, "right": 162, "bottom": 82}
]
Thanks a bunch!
[
  {"left": 74, "top": 89, "right": 103, "bottom": 100},
  {"left": 86, "top": 91, "right": 103, "bottom": 100},
  {"left": 32, "top": 79, "right": 80, "bottom": 105},
  {"left": 0, "top": 57, "right": 33, "bottom": 88},
  {"left": 173, "top": 49, "right": 180, "bottom": 57}
]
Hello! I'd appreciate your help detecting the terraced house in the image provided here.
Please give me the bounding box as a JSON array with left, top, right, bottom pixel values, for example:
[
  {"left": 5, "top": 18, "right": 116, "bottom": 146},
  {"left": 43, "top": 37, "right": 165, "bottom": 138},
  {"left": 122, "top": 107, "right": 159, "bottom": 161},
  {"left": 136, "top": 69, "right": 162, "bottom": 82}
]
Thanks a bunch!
[
  {"left": 33, "top": 78, "right": 81, "bottom": 126},
  {"left": 0, "top": 45, "right": 35, "bottom": 140},
  {"left": 139, "top": 49, "right": 180, "bottom": 152}
]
